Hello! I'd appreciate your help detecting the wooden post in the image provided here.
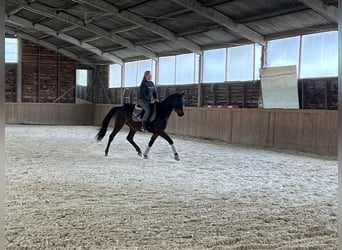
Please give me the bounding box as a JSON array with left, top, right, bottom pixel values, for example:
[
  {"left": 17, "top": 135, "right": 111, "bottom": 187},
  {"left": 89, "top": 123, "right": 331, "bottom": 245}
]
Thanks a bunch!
[
  {"left": 302, "top": 80, "right": 305, "bottom": 109},
  {"left": 242, "top": 84, "right": 246, "bottom": 108},
  {"left": 325, "top": 81, "right": 329, "bottom": 109},
  {"left": 37, "top": 46, "right": 41, "bottom": 103},
  {"left": 57, "top": 54, "right": 60, "bottom": 103},
  {"left": 228, "top": 84, "right": 231, "bottom": 105}
]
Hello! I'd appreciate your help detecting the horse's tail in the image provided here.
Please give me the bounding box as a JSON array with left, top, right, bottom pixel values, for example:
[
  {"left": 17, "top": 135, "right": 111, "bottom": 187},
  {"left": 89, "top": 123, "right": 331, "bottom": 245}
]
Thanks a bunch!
[{"left": 96, "top": 106, "right": 121, "bottom": 141}]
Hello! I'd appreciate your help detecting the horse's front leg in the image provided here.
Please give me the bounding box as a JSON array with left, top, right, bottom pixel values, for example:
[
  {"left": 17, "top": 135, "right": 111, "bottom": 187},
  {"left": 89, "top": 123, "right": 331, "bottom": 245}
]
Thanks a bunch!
[
  {"left": 143, "top": 133, "right": 159, "bottom": 159},
  {"left": 159, "top": 131, "right": 180, "bottom": 161}
]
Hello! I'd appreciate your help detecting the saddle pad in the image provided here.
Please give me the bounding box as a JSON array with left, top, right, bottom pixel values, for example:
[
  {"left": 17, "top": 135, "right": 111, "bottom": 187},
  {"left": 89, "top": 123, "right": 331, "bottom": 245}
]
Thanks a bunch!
[{"left": 132, "top": 104, "right": 156, "bottom": 122}]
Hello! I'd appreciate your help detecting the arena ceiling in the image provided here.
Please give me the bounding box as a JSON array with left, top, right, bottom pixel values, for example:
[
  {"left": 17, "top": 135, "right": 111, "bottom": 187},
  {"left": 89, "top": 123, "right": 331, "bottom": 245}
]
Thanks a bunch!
[{"left": 4, "top": 0, "right": 338, "bottom": 65}]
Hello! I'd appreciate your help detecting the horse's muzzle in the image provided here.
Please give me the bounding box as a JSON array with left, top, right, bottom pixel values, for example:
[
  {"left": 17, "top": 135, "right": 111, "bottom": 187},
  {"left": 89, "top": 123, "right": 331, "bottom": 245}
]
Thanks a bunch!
[{"left": 176, "top": 110, "right": 184, "bottom": 117}]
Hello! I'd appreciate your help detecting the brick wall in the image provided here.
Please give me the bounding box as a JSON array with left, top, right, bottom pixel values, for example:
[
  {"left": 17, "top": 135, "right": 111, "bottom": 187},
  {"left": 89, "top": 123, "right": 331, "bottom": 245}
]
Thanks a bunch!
[
  {"left": 298, "top": 78, "right": 337, "bottom": 110},
  {"left": 5, "top": 64, "right": 17, "bottom": 102},
  {"left": 20, "top": 40, "right": 78, "bottom": 103}
]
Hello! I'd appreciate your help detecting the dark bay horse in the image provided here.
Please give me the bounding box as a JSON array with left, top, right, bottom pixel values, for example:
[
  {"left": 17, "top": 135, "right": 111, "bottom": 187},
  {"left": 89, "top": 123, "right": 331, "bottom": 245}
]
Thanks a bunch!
[{"left": 96, "top": 93, "right": 185, "bottom": 161}]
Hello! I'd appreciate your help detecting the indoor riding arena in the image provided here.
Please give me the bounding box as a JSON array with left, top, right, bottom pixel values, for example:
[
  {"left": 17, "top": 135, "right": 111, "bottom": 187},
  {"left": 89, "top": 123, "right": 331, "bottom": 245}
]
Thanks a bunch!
[{"left": 3, "top": 0, "right": 338, "bottom": 249}]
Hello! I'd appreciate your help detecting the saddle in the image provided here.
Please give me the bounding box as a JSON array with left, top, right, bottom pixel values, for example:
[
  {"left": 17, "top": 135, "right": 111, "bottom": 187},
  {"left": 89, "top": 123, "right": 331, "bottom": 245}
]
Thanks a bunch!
[{"left": 132, "top": 103, "right": 156, "bottom": 122}]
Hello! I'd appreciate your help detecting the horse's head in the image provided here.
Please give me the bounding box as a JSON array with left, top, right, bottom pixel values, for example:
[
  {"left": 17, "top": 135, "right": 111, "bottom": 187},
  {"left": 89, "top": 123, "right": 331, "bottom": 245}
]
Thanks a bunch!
[
  {"left": 160, "top": 92, "right": 185, "bottom": 117},
  {"left": 173, "top": 92, "right": 185, "bottom": 117}
]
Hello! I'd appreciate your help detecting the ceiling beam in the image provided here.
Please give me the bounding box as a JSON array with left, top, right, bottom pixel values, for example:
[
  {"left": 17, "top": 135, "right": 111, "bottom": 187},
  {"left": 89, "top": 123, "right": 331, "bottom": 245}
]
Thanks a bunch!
[
  {"left": 237, "top": 5, "right": 309, "bottom": 24},
  {"left": 58, "top": 24, "right": 79, "bottom": 33},
  {"left": 74, "top": 0, "right": 202, "bottom": 54},
  {"left": 111, "top": 25, "right": 139, "bottom": 34},
  {"left": 8, "top": 0, "right": 127, "bottom": 45},
  {"left": 120, "top": 10, "right": 202, "bottom": 54},
  {"left": 264, "top": 23, "right": 337, "bottom": 40},
  {"left": 297, "top": 0, "right": 338, "bottom": 23},
  {"left": 171, "top": 0, "right": 265, "bottom": 46},
  {"left": 119, "top": 0, "right": 150, "bottom": 11},
  {"left": 81, "top": 35, "right": 101, "bottom": 43},
  {"left": 9, "top": 30, "right": 90, "bottom": 63},
  {"left": 7, "top": 0, "right": 157, "bottom": 59},
  {"left": 8, "top": 5, "right": 24, "bottom": 16},
  {"left": 5, "top": 14, "right": 123, "bottom": 64}
]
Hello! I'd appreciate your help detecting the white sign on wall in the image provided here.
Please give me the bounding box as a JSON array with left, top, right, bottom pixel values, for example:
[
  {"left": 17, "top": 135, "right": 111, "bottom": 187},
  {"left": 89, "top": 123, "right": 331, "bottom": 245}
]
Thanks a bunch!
[{"left": 260, "top": 65, "right": 299, "bottom": 109}]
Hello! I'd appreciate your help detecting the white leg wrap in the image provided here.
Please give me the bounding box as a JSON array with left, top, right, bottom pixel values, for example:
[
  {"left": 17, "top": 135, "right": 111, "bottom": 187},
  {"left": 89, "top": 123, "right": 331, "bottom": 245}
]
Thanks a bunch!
[
  {"left": 143, "top": 146, "right": 151, "bottom": 156},
  {"left": 171, "top": 144, "right": 177, "bottom": 154}
]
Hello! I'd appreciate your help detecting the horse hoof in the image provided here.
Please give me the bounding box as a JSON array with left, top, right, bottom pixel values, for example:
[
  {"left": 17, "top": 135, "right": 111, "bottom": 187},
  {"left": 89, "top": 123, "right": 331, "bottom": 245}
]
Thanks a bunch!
[
  {"left": 174, "top": 154, "right": 180, "bottom": 161},
  {"left": 143, "top": 155, "right": 148, "bottom": 159},
  {"left": 138, "top": 152, "right": 142, "bottom": 157},
  {"left": 105, "top": 153, "right": 108, "bottom": 156}
]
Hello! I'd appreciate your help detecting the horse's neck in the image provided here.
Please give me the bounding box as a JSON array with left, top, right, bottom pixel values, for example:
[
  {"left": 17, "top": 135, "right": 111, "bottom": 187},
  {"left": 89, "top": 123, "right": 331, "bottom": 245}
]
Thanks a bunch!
[{"left": 158, "top": 98, "right": 174, "bottom": 118}]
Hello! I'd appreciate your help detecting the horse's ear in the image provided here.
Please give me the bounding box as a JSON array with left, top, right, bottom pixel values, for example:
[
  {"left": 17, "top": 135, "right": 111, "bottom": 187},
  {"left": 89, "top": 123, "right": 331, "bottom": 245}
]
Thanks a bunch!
[{"left": 180, "top": 91, "right": 185, "bottom": 97}]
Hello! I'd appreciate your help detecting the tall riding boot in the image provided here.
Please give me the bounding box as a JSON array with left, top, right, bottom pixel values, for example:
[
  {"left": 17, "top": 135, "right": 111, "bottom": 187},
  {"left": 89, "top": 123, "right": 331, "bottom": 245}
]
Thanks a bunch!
[{"left": 141, "top": 121, "right": 147, "bottom": 132}]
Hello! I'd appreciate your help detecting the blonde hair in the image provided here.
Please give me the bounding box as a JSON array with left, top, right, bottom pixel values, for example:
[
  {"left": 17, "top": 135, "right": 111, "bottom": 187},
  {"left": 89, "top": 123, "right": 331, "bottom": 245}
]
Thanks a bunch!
[{"left": 142, "top": 70, "right": 151, "bottom": 81}]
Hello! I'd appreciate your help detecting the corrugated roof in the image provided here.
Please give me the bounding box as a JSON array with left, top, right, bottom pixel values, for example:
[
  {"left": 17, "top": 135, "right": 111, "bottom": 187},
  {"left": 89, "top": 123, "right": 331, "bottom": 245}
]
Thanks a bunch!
[{"left": 5, "top": 0, "right": 338, "bottom": 64}]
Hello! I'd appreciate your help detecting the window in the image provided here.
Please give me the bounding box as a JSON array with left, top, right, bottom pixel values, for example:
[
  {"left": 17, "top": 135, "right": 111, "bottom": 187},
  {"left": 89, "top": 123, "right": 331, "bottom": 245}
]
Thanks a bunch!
[
  {"left": 105, "top": 31, "right": 338, "bottom": 89},
  {"left": 124, "top": 61, "right": 138, "bottom": 87},
  {"left": 122, "top": 60, "right": 156, "bottom": 87},
  {"left": 109, "top": 64, "right": 122, "bottom": 88},
  {"left": 76, "top": 69, "right": 88, "bottom": 86},
  {"left": 158, "top": 54, "right": 198, "bottom": 85},
  {"left": 176, "top": 53, "right": 197, "bottom": 84},
  {"left": 227, "top": 44, "right": 254, "bottom": 81},
  {"left": 5, "top": 38, "right": 18, "bottom": 63},
  {"left": 137, "top": 59, "right": 154, "bottom": 83},
  {"left": 300, "top": 31, "right": 337, "bottom": 78},
  {"left": 267, "top": 32, "right": 338, "bottom": 79},
  {"left": 159, "top": 56, "right": 175, "bottom": 84},
  {"left": 203, "top": 48, "right": 226, "bottom": 82},
  {"left": 267, "top": 36, "right": 300, "bottom": 69}
]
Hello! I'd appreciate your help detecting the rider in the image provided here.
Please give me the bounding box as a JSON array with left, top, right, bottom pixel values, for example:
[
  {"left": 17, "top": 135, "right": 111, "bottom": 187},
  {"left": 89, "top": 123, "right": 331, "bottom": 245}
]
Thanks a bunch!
[{"left": 138, "top": 70, "right": 158, "bottom": 132}]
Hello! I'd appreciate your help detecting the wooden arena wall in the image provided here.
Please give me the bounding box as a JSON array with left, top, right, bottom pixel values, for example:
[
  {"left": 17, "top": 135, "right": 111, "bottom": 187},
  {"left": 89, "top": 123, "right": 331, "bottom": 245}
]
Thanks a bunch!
[
  {"left": 92, "top": 106, "right": 337, "bottom": 156},
  {"left": 166, "top": 108, "right": 337, "bottom": 156},
  {"left": 93, "top": 106, "right": 337, "bottom": 156},
  {"left": 5, "top": 103, "right": 95, "bottom": 125},
  {"left": 5, "top": 104, "right": 337, "bottom": 156}
]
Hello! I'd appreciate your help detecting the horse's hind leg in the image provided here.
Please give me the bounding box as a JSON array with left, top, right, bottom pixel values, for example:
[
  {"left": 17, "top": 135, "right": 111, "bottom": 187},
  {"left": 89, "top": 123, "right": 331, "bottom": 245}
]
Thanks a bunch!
[
  {"left": 126, "top": 129, "right": 142, "bottom": 157},
  {"left": 105, "top": 118, "right": 124, "bottom": 156}
]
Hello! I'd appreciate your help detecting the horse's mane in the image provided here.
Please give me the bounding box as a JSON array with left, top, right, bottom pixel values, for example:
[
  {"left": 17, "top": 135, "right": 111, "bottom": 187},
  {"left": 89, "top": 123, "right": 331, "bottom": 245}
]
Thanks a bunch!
[{"left": 161, "top": 93, "right": 182, "bottom": 103}]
